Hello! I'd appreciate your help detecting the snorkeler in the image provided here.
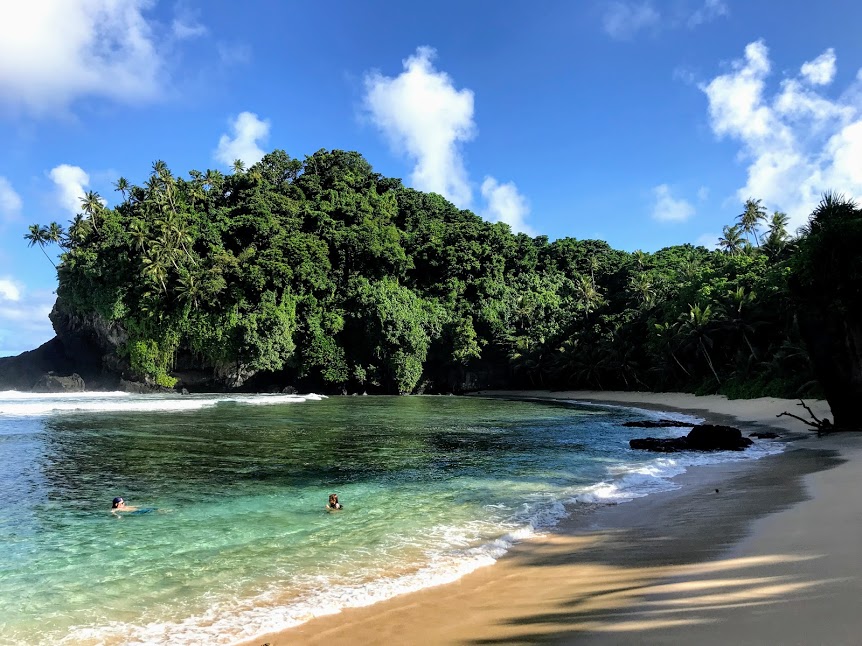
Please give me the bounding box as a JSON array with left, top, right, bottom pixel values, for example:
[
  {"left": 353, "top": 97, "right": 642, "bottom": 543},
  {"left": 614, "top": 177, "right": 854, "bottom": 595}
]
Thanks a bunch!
[
  {"left": 111, "top": 497, "right": 139, "bottom": 515},
  {"left": 326, "top": 493, "right": 343, "bottom": 510}
]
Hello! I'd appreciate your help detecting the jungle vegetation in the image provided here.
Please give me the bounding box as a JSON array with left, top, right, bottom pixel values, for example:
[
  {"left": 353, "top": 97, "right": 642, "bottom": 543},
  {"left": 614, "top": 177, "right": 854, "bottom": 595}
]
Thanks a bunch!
[{"left": 24, "top": 149, "right": 852, "bottom": 400}]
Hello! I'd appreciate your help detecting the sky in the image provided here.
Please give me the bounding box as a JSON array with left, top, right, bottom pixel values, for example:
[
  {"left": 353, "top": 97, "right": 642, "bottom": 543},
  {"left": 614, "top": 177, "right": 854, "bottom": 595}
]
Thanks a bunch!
[{"left": 1, "top": 0, "right": 861, "bottom": 355}]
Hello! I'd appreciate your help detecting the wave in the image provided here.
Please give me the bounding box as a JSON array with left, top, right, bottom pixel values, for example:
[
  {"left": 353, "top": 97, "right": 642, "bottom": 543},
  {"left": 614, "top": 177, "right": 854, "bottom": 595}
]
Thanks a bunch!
[
  {"left": 55, "top": 428, "right": 783, "bottom": 646},
  {"left": 0, "top": 392, "right": 327, "bottom": 417}
]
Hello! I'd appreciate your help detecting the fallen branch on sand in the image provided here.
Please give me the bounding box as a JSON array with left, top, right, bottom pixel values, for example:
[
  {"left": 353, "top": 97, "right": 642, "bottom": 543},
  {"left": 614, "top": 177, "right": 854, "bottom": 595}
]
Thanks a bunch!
[{"left": 776, "top": 399, "right": 835, "bottom": 435}]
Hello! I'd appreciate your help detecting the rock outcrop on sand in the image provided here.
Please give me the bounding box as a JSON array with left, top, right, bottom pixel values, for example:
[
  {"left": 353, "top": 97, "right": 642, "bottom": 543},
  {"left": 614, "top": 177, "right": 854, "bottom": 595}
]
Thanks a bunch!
[{"left": 630, "top": 424, "right": 754, "bottom": 452}]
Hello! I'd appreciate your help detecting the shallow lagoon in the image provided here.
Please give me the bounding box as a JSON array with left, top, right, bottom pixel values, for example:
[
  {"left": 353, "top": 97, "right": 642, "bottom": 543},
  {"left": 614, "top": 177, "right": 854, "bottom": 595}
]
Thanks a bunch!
[{"left": 0, "top": 392, "right": 776, "bottom": 644}]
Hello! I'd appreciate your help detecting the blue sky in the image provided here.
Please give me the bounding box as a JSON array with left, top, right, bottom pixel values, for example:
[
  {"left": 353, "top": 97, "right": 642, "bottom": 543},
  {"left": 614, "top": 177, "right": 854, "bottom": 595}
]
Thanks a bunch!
[{"left": 1, "top": 0, "right": 861, "bottom": 355}]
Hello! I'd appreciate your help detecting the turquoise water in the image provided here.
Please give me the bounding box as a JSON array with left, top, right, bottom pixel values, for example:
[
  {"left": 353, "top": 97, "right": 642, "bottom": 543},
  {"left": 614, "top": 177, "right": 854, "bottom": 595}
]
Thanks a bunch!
[{"left": 0, "top": 392, "right": 779, "bottom": 645}]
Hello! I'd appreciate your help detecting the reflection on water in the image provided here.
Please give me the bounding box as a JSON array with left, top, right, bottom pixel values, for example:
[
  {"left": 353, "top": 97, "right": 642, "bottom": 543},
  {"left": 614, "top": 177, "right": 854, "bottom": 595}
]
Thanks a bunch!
[{"left": 0, "top": 394, "right": 759, "bottom": 644}]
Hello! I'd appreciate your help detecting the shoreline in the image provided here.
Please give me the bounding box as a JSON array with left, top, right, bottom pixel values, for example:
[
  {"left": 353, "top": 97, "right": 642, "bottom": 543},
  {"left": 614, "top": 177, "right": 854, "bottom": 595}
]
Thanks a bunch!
[{"left": 245, "top": 391, "right": 862, "bottom": 646}]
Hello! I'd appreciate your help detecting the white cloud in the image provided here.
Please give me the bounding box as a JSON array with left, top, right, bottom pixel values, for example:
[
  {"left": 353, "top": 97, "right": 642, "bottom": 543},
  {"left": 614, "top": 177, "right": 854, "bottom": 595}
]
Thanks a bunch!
[
  {"left": 0, "top": 277, "right": 22, "bottom": 301},
  {"left": 0, "top": 277, "right": 54, "bottom": 356},
  {"left": 0, "top": 177, "right": 23, "bottom": 222},
  {"left": 364, "top": 46, "right": 475, "bottom": 207},
  {"left": 49, "top": 164, "right": 90, "bottom": 215},
  {"left": 702, "top": 41, "right": 862, "bottom": 230},
  {"left": 481, "top": 177, "right": 533, "bottom": 235},
  {"left": 172, "top": 19, "right": 206, "bottom": 39},
  {"left": 687, "top": 0, "right": 728, "bottom": 28},
  {"left": 603, "top": 0, "right": 726, "bottom": 40},
  {"left": 800, "top": 48, "right": 836, "bottom": 85},
  {"left": 0, "top": 0, "right": 165, "bottom": 115},
  {"left": 602, "top": 2, "right": 660, "bottom": 40},
  {"left": 652, "top": 184, "right": 695, "bottom": 222},
  {"left": 697, "top": 186, "right": 710, "bottom": 201},
  {"left": 215, "top": 111, "right": 270, "bottom": 168}
]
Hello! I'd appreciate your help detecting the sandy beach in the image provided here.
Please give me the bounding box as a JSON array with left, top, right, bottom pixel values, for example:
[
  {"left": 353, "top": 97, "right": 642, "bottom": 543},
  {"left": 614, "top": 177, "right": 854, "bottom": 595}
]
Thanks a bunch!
[{"left": 246, "top": 391, "right": 862, "bottom": 646}]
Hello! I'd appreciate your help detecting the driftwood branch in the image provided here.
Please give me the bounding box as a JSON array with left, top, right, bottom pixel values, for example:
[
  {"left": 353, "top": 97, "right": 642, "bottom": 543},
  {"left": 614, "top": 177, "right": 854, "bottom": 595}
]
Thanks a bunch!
[{"left": 776, "top": 399, "right": 834, "bottom": 436}]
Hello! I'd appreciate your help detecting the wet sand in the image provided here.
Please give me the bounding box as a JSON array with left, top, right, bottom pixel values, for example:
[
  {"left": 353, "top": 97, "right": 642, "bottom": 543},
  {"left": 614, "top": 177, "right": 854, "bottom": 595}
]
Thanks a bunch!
[{"left": 245, "top": 392, "right": 862, "bottom": 646}]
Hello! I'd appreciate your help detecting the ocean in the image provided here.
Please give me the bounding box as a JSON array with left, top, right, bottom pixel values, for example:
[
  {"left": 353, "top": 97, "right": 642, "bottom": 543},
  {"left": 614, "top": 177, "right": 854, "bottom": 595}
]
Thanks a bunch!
[{"left": 0, "top": 391, "right": 781, "bottom": 645}]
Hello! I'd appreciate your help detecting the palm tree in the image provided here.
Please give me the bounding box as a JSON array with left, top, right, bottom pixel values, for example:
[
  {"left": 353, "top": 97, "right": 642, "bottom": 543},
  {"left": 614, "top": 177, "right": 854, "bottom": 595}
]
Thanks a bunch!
[
  {"left": 80, "top": 190, "right": 104, "bottom": 232},
  {"left": 652, "top": 321, "right": 691, "bottom": 380},
  {"left": 24, "top": 223, "right": 55, "bottom": 267},
  {"left": 629, "top": 272, "right": 656, "bottom": 308},
  {"left": 129, "top": 220, "right": 148, "bottom": 253},
  {"left": 678, "top": 303, "right": 722, "bottom": 384},
  {"left": 737, "top": 198, "right": 767, "bottom": 246},
  {"left": 767, "top": 211, "right": 790, "bottom": 242},
  {"left": 176, "top": 271, "right": 202, "bottom": 308},
  {"left": 66, "top": 214, "right": 91, "bottom": 247},
  {"left": 141, "top": 251, "right": 168, "bottom": 293},
  {"left": 113, "top": 176, "right": 129, "bottom": 200},
  {"left": 631, "top": 249, "right": 649, "bottom": 270},
  {"left": 574, "top": 274, "right": 602, "bottom": 319},
  {"left": 718, "top": 224, "right": 744, "bottom": 255}
]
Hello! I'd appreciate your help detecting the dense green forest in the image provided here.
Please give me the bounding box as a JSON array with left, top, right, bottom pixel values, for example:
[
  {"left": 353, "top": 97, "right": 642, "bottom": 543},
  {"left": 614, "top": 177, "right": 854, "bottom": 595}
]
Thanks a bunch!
[{"left": 23, "top": 149, "right": 855, "bottom": 402}]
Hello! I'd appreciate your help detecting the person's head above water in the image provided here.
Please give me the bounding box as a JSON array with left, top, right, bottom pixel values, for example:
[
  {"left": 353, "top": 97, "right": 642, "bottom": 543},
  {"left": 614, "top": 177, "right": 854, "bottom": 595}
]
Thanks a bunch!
[
  {"left": 112, "top": 497, "right": 124, "bottom": 509},
  {"left": 328, "top": 493, "right": 338, "bottom": 505}
]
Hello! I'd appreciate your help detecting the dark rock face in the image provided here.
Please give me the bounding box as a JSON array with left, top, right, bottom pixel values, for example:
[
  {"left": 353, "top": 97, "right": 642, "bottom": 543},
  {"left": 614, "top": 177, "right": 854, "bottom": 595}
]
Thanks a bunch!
[
  {"left": 630, "top": 424, "right": 754, "bottom": 452},
  {"left": 0, "top": 337, "right": 75, "bottom": 391},
  {"left": 282, "top": 386, "right": 298, "bottom": 395},
  {"left": 31, "top": 372, "right": 86, "bottom": 393},
  {"left": 623, "top": 419, "right": 694, "bottom": 428},
  {"left": 118, "top": 379, "right": 175, "bottom": 394}
]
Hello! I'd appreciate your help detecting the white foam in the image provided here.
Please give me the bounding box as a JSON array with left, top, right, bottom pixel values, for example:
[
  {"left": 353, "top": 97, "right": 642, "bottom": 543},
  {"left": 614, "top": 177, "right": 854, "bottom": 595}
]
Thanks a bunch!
[
  {"left": 0, "top": 393, "right": 326, "bottom": 417},
  {"left": 45, "top": 400, "right": 785, "bottom": 645},
  {"left": 0, "top": 390, "right": 130, "bottom": 399},
  {"left": 59, "top": 527, "right": 529, "bottom": 646}
]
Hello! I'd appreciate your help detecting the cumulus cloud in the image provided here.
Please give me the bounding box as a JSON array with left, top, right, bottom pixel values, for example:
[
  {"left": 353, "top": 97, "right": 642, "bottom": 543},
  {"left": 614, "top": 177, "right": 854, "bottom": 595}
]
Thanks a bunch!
[
  {"left": 0, "top": 276, "right": 55, "bottom": 356},
  {"left": 702, "top": 41, "right": 862, "bottom": 230},
  {"left": 0, "top": 277, "right": 21, "bottom": 301},
  {"left": 364, "top": 46, "right": 475, "bottom": 207},
  {"left": 49, "top": 164, "right": 90, "bottom": 215},
  {"left": 481, "top": 177, "right": 533, "bottom": 235},
  {"left": 0, "top": 0, "right": 166, "bottom": 115},
  {"left": 652, "top": 184, "right": 695, "bottom": 222},
  {"left": 215, "top": 112, "right": 270, "bottom": 168},
  {"left": 602, "top": 2, "right": 660, "bottom": 40},
  {"left": 800, "top": 49, "right": 836, "bottom": 86},
  {"left": 0, "top": 177, "right": 23, "bottom": 222}
]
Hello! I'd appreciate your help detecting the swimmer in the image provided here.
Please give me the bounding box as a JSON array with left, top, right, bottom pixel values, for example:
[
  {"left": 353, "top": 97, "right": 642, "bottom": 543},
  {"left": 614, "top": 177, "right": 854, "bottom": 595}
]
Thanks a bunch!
[
  {"left": 110, "top": 497, "right": 139, "bottom": 515},
  {"left": 326, "top": 493, "right": 343, "bottom": 511}
]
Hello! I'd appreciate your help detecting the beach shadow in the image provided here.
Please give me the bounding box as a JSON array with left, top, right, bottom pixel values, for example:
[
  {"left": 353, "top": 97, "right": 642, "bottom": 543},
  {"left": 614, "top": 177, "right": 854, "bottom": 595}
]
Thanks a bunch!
[{"left": 463, "top": 448, "right": 845, "bottom": 645}]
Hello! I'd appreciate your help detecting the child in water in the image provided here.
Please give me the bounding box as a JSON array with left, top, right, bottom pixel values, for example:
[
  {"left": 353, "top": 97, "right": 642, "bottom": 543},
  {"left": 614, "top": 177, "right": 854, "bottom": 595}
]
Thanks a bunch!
[
  {"left": 110, "top": 497, "right": 139, "bottom": 515},
  {"left": 326, "top": 493, "right": 343, "bottom": 510}
]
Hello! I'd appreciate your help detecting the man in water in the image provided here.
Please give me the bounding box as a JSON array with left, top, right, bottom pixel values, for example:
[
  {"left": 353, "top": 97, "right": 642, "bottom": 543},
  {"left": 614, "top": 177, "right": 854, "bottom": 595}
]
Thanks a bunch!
[
  {"left": 111, "top": 497, "right": 139, "bottom": 515},
  {"left": 326, "top": 493, "right": 343, "bottom": 510}
]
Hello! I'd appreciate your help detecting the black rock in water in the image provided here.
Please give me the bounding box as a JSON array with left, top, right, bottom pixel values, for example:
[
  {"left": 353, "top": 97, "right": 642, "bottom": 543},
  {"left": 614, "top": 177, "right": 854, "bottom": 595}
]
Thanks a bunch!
[
  {"left": 629, "top": 424, "right": 753, "bottom": 453},
  {"left": 31, "top": 372, "right": 85, "bottom": 393}
]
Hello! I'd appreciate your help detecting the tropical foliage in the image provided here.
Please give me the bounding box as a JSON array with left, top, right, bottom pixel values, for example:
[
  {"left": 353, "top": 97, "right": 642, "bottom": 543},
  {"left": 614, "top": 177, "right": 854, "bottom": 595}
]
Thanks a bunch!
[{"left": 26, "top": 149, "right": 824, "bottom": 397}]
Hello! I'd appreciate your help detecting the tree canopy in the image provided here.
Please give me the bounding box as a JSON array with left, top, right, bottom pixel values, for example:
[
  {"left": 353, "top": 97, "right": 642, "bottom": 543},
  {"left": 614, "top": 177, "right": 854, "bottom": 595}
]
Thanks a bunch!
[{"left": 28, "top": 148, "right": 828, "bottom": 399}]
